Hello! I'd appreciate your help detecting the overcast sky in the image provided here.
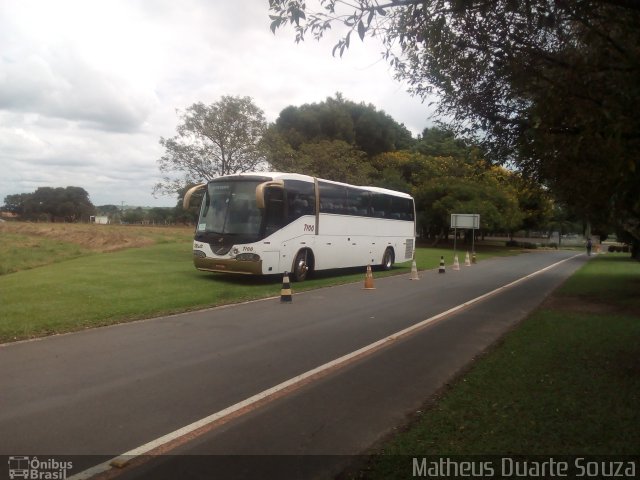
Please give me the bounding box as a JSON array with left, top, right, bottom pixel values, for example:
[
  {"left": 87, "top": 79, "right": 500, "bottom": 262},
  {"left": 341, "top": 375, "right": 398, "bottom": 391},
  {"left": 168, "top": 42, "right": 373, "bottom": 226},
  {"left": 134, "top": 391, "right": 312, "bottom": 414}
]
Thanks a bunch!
[{"left": 0, "top": 0, "right": 436, "bottom": 207}]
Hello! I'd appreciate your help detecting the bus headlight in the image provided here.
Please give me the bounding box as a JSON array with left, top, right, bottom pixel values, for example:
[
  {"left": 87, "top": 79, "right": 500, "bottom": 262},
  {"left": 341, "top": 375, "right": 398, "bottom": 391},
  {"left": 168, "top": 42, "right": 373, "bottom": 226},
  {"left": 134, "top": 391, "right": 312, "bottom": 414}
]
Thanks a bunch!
[
  {"left": 193, "top": 250, "right": 206, "bottom": 258},
  {"left": 235, "top": 253, "right": 261, "bottom": 262}
]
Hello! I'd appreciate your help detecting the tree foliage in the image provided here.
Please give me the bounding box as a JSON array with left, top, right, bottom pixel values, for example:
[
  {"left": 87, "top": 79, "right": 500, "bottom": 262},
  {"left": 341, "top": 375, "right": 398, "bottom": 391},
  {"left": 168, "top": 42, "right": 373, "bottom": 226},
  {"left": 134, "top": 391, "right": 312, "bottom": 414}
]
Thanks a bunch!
[
  {"left": 269, "top": 0, "right": 640, "bottom": 257},
  {"left": 3, "top": 187, "right": 95, "bottom": 222},
  {"left": 265, "top": 93, "right": 415, "bottom": 186},
  {"left": 411, "top": 158, "right": 525, "bottom": 240},
  {"left": 154, "top": 96, "right": 268, "bottom": 196},
  {"left": 271, "top": 93, "right": 414, "bottom": 157},
  {"left": 368, "top": 139, "right": 552, "bottom": 240},
  {"left": 267, "top": 96, "right": 553, "bottom": 238},
  {"left": 415, "top": 127, "right": 478, "bottom": 160},
  {"left": 268, "top": 138, "right": 373, "bottom": 185}
]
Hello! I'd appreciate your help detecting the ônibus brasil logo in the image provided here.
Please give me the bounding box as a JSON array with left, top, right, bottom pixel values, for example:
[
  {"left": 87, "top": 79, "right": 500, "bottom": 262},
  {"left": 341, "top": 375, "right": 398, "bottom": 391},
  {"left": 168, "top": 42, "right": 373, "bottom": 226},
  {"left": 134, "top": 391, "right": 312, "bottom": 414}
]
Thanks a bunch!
[{"left": 7, "top": 456, "right": 73, "bottom": 480}]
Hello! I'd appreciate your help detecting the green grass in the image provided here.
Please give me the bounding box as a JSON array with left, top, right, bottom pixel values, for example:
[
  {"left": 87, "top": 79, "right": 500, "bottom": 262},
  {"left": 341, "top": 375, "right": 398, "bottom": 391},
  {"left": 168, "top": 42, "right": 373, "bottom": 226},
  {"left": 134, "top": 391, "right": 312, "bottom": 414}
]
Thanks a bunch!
[
  {"left": 0, "top": 223, "right": 522, "bottom": 343},
  {"left": 358, "top": 254, "right": 640, "bottom": 479},
  {"left": 0, "top": 241, "right": 484, "bottom": 342},
  {"left": 0, "top": 242, "right": 275, "bottom": 341},
  {"left": 559, "top": 254, "right": 640, "bottom": 310},
  {"left": 0, "top": 232, "right": 88, "bottom": 275}
]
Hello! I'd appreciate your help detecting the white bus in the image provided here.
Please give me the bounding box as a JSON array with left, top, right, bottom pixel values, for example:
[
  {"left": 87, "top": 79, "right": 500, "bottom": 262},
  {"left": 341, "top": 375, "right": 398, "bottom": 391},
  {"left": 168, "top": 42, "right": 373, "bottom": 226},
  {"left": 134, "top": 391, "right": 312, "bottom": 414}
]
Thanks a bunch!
[{"left": 183, "top": 172, "right": 416, "bottom": 281}]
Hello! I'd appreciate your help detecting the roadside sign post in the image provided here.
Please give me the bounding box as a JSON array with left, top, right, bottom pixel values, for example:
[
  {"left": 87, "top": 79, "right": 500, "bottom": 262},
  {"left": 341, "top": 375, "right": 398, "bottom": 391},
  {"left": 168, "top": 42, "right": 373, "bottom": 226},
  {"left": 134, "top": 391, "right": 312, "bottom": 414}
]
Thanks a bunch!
[{"left": 450, "top": 214, "right": 480, "bottom": 261}]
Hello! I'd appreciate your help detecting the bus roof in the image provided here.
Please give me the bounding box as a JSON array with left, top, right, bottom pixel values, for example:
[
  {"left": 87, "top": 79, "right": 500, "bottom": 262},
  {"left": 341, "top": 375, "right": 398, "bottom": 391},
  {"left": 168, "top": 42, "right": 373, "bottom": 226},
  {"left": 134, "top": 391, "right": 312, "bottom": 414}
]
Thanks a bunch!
[{"left": 213, "top": 172, "right": 413, "bottom": 199}]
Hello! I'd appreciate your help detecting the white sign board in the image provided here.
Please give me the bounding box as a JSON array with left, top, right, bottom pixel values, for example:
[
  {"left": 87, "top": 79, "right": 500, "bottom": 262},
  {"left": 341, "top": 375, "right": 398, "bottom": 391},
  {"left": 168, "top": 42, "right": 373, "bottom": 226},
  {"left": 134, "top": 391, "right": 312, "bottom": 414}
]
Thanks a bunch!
[{"left": 451, "top": 214, "right": 480, "bottom": 229}]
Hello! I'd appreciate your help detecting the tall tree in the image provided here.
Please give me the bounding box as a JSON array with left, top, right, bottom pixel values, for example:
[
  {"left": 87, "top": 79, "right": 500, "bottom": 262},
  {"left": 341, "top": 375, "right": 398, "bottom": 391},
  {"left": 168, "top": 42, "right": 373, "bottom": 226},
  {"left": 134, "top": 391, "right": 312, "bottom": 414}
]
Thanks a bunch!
[
  {"left": 2, "top": 193, "right": 31, "bottom": 215},
  {"left": 272, "top": 93, "right": 414, "bottom": 157},
  {"left": 268, "top": 138, "right": 372, "bottom": 184},
  {"left": 414, "top": 127, "right": 474, "bottom": 159},
  {"left": 412, "top": 157, "right": 523, "bottom": 241},
  {"left": 154, "top": 96, "right": 268, "bottom": 196},
  {"left": 269, "top": 0, "right": 640, "bottom": 258},
  {"left": 3, "top": 187, "right": 95, "bottom": 222}
]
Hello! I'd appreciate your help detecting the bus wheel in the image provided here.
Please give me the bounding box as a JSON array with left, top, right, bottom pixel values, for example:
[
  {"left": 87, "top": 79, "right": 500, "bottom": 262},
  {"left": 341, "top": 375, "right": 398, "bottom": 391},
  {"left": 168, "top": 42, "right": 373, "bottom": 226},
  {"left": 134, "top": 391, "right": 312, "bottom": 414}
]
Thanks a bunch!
[
  {"left": 292, "top": 249, "right": 313, "bottom": 282},
  {"left": 381, "top": 248, "right": 395, "bottom": 271}
]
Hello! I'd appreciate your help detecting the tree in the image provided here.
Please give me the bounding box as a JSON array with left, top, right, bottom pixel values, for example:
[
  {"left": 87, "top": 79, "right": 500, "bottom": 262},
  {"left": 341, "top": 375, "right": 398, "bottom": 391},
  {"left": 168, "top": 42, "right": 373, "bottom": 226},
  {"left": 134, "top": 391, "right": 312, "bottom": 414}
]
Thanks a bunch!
[
  {"left": 2, "top": 193, "right": 31, "bottom": 215},
  {"left": 96, "top": 205, "right": 121, "bottom": 216},
  {"left": 368, "top": 150, "right": 424, "bottom": 192},
  {"left": 268, "top": 138, "right": 372, "bottom": 184},
  {"left": 412, "top": 157, "right": 523, "bottom": 242},
  {"left": 122, "top": 207, "right": 144, "bottom": 224},
  {"left": 271, "top": 93, "right": 414, "bottom": 157},
  {"left": 510, "top": 175, "right": 554, "bottom": 237},
  {"left": 367, "top": 128, "right": 538, "bottom": 240},
  {"left": 414, "top": 127, "right": 474, "bottom": 160},
  {"left": 265, "top": 94, "right": 415, "bottom": 184},
  {"left": 154, "top": 96, "right": 268, "bottom": 196},
  {"left": 269, "top": 0, "right": 640, "bottom": 258},
  {"left": 3, "top": 187, "right": 95, "bottom": 222},
  {"left": 174, "top": 184, "right": 205, "bottom": 224},
  {"left": 147, "top": 208, "right": 174, "bottom": 225}
]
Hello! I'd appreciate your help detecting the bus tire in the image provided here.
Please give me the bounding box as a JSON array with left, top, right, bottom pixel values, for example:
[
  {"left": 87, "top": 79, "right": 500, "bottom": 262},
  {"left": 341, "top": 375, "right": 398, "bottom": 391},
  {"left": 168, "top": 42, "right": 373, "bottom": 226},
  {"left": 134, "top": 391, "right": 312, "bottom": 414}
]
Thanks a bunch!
[
  {"left": 381, "top": 247, "right": 395, "bottom": 271},
  {"left": 291, "top": 249, "right": 314, "bottom": 282}
]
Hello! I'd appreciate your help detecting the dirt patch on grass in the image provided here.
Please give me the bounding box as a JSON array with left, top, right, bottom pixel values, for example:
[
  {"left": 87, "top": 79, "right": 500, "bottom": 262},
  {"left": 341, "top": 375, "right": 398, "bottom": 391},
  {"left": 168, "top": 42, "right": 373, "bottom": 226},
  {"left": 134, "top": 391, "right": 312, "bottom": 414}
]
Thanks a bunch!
[
  {"left": 0, "top": 222, "right": 191, "bottom": 252},
  {"left": 542, "top": 294, "right": 640, "bottom": 317}
]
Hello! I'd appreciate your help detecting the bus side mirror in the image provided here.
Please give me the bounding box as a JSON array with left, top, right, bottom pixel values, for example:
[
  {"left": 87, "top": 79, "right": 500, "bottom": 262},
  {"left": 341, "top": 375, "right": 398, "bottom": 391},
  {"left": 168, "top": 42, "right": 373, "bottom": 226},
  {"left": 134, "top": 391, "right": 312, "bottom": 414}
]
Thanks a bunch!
[
  {"left": 256, "top": 180, "right": 284, "bottom": 209},
  {"left": 183, "top": 183, "right": 206, "bottom": 210}
]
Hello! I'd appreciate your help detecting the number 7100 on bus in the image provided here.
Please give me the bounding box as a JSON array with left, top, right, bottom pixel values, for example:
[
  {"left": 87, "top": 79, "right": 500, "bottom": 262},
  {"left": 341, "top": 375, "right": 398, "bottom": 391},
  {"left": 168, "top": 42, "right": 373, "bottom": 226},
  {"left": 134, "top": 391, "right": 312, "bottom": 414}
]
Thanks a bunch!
[{"left": 183, "top": 172, "right": 416, "bottom": 282}]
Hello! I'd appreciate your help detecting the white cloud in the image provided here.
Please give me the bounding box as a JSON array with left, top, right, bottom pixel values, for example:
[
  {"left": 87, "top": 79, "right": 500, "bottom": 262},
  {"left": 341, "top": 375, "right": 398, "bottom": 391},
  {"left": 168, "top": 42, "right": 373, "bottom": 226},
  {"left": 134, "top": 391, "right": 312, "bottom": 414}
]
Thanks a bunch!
[
  {"left": 0, "top": 51, "right": 157, "bottom": 132},
  {"left": 0, "top": 0, "right": 437, "bottom": 208}
]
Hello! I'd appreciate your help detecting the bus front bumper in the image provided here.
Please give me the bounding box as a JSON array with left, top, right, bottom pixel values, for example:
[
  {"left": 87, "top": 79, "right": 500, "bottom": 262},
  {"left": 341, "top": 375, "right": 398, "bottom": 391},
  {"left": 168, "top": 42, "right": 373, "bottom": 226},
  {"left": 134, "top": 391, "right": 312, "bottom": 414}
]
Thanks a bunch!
[{"left": 194, "top": 256, "right": 263, "bottom": 275}]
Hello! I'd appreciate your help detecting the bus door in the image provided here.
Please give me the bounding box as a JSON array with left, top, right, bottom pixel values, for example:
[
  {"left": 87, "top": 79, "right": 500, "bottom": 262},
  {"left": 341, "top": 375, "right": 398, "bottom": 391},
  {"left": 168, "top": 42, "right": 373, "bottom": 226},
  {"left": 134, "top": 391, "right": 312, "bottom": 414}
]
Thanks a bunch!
[{"left": 260, "top": 184, "right": 286, "bottom": 272}]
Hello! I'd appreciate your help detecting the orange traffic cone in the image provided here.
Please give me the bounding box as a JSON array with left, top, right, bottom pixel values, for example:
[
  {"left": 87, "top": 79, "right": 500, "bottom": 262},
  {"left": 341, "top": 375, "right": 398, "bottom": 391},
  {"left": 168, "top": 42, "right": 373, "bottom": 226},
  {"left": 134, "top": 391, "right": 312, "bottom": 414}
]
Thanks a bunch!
[
  {"left": 409, "top": 259, "right": 420, "bottom": 280},
  {"left": 438, "top": 256, "right": 446, "bottom": 274},
  {"left": 465, "top": 251, "right": 471, "bottom": 266},
  {"left": 280, "top": 271, "right": 292, "bottom": 303},
  {"left": 453, "top": 254, "right": 460, "bottom": 271},
  {"left": 364, "top": 264, "right": 376, "bottom": 290}
]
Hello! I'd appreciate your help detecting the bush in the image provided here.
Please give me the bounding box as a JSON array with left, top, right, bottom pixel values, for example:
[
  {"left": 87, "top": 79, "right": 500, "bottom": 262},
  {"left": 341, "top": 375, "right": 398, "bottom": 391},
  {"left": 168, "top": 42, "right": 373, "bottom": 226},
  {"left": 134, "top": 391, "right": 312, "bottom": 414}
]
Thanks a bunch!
[
  {"left": 607, "top": 245, "right": 630, "bottom": 253},
  {"left": 505, "top": 240, "right": 538, "bottom": 249}
]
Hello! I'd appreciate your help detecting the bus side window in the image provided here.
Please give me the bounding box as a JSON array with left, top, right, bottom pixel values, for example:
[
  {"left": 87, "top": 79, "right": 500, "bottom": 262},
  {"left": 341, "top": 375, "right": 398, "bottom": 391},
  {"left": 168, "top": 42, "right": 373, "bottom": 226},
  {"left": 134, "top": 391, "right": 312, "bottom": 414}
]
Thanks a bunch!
[
  {"left": 284, "top": 180, "right": 316, "bottom": 223},
  {"left": 347, "top": 187, "right": 370, "bottom": 217},
  {"left": 391, "top": 197, "right": 414, "bottom": 221},
  {"left": 319, "top": 181, "right": 347, "bottom": 215},
  {"left": 370, "top": 193, "right": 390, "bottom": 218}
]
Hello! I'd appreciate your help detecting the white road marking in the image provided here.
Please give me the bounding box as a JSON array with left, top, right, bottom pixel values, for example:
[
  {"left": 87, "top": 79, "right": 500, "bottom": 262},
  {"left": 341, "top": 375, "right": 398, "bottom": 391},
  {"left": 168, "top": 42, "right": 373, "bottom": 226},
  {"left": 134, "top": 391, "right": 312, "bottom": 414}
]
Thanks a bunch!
[{"left": 69, "top": 253, "right": 582, "bottom": 479}]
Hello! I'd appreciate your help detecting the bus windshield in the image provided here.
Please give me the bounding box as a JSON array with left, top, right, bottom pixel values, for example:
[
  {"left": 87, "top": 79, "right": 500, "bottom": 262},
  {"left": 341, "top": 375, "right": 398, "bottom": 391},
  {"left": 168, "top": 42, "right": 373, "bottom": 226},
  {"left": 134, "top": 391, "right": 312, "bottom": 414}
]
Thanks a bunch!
[{"left": 197, "top": 180, "right": 263, "bottom": 236}]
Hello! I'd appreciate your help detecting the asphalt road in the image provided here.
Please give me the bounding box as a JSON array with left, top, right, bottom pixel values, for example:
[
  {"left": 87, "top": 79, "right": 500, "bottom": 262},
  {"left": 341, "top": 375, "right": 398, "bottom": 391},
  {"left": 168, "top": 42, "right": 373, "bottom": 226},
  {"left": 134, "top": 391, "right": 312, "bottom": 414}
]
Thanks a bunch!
[{"left": 0, "top": 250, "right": 586, "bottom": 479}]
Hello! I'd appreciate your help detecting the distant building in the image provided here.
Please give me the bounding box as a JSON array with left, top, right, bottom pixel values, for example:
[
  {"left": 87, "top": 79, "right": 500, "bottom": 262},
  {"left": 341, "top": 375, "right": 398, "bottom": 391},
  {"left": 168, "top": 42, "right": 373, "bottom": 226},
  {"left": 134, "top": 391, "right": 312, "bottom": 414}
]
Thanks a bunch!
[
  {"left": 90, "top": 216, "right": 110, "bottom": 224},
  {"left": 0, "top": 211, "right": 18, "bottom": 220}
]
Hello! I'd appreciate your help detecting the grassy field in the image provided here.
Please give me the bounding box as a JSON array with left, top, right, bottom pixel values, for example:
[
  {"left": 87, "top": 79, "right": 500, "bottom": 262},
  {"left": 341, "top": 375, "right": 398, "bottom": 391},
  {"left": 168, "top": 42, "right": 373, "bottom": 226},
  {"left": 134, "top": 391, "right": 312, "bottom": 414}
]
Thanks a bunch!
[
  {"left": 356, "top": 254, "right": 640, "bottom": 479},
  {"left": 0, "top": 222, "right": 513, "bottom": 342},
  {"left": 0, "top": 222, "right": 191, "bottom": 275},
  {"left": 0, "top": 231, "right": 88, "bottom": 275}
]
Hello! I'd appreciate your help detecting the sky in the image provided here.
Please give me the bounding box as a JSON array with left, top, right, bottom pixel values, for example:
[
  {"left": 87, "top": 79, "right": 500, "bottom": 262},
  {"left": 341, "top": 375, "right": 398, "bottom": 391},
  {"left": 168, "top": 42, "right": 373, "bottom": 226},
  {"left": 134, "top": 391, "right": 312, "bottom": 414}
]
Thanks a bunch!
[{"left": 0, "top": 0, "right": 437, "bottom": 208}]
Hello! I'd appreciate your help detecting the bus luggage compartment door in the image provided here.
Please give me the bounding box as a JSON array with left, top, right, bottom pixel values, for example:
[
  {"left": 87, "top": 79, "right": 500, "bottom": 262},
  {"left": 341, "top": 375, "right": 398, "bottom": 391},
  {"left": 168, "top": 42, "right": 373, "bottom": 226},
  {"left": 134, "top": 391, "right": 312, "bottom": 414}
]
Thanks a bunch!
[{"left": 261, "top": 250, "right": 280, "bottom": 274}]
